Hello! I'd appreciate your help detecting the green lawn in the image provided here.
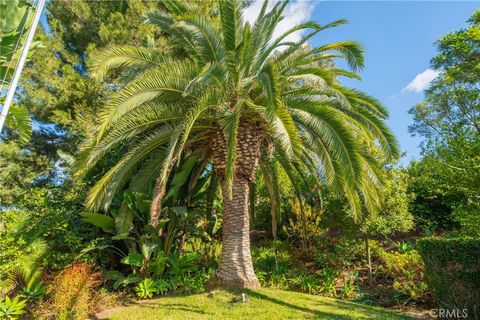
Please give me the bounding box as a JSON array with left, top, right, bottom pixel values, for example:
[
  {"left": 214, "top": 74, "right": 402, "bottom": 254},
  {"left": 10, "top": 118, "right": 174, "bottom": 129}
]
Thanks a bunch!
[{"left": 97, "top": 288, "right": 413, "bottom": 320}]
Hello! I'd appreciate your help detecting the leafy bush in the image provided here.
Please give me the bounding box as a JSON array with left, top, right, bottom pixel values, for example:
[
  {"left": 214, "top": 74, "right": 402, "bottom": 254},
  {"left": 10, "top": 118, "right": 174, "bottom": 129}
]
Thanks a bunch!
[
  {"left": 155, "top": 279, "right": 169, "bottom": 295},
  {"left": 319, "top": 268, "right": 337, "bottom": 296},
  {"left": 252, "top": 242, "right": 291, "bottom": 275},
  {"left": 177, "top": 270, "right": 212, "bottom": 294},
  {"left": 13, "top": 268, "right": 47, "bottom": 301},
  {"left": 396, "top": 241, "right": 414, "bottom": 254},
  {"left": 0, "top": 211, "right": 31, "bottom": 277},
  {"left": 0, "top": 235, "right": 46, "bottom": 297},
  {"left": 34, "top": 263, "right": 103, "bottom": 320},
  {"left": 417, "top": 237, "right": 480, "bottom": 317},
  {"left": 290, "top": 273, "right": 321, "bottom": 294},
  {"left": 256, "top": 272, "right": 290, "bottom": 290},
  {"left": 183, "top": 238, "right": 221, "bottom": 269},
  {"left": 314, "top": 238, "right": 365, "bottom": 270},
  {"left": 252, "top": 243, "right": 341, "bottom": 296},
  {"left": 341, "top": 272, "right": 360, "bottom": 300},
  {"left": 1, "top": 185, "right": 106, "bottom": 275},
  {"left": 452, "top": 203, "right": 480, "bottom": 237},
  {"left": 283, "top": 201, "right": 324, "bottom": 250},
  {"left": 377, "top": 249, "right": 428, "bottom": 300}
]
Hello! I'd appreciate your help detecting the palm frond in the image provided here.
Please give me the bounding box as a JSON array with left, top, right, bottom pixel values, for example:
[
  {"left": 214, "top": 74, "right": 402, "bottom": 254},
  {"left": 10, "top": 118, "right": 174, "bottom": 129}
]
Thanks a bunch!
[
  {"left": 85, "top": 126, "right": 175, "bottom": 211},
  {"left": 313, "top": 41, "right": 365, "bottom": 72},
  {"left": 89, "top": 46, "right": 166, "bottom": 81},
  {"left": 5, "top": 104, "right": 32, "bottom": 144}
]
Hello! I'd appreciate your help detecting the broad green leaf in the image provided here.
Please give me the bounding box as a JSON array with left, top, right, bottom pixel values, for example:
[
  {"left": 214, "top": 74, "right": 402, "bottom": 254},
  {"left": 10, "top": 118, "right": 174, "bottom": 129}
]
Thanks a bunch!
[
  {"left": 113, "top": 273, "right": 141, "bottom": 289},
  {"left": 149, "top": 253, "right": 168, "bottom": 276},
  {"left": 115, "top": 203, "right": 134, "bottom": 234},
  {"left": 4, "top": 105, "right": 32, "bottom": 144},
  {"left": 121, "top": 252, "right": 143, "bottom": 267},
  {"left": 80, "top": 212, "right": 115, "bottom": 231},
  {"left": 104, "top": 270, "right": 124, "bottom": 280}
]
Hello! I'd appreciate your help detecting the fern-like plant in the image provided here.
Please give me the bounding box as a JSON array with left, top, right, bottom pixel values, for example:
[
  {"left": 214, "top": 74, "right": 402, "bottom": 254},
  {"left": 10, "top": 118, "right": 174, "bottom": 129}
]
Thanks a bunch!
[
  {"left": 0, "top": 296, "right": 27, "bottom": 320},
  {"left": 135, "top": 278, "right": 156, "bottom": 299}
]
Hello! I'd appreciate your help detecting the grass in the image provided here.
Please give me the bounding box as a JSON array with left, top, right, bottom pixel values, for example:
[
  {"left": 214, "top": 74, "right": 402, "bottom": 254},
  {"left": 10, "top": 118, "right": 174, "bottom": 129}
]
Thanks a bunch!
[{"left": 97, "top": 288, "right": 413, "bottom": 320}]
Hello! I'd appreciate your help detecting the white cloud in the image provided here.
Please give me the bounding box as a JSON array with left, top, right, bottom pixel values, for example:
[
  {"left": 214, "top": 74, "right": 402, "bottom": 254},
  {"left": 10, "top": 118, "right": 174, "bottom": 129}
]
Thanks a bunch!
[
  {"left": 243, "top": 1, "right": 275, "bottom": 24},
  {"left": 402, "top": 69, "right": 439, "bottom": 93},
  {"left": 244, "top": 0, "right": 317, "bottom": 44}
]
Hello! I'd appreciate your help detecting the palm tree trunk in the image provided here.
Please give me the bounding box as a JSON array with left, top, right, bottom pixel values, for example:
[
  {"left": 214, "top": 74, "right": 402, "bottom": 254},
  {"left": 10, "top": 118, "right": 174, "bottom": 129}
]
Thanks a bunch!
[
  {"left": 209, "top": 178, "right": 260, "bottom": 288},
  {"left": 207, "top": 121, "right": 263, "bottom": 289}
]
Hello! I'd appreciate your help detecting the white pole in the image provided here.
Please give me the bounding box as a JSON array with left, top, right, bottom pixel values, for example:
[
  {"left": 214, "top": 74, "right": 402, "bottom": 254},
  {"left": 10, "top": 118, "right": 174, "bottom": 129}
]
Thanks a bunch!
[{"left": 0, "top": 0, "right": 46, "bottom": 133}]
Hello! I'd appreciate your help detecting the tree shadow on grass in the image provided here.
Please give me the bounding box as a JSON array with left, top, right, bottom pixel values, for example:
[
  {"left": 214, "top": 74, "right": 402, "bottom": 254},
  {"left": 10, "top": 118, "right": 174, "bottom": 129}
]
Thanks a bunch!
[
  {"left": 240, "top": 289, "right": 410, "bottom": 320},
  {"left": 240, "top": 289, "right": 353, "bottom": 320},
  {"left": 155, "top": 303, "right": 209, "bottom": 314}
]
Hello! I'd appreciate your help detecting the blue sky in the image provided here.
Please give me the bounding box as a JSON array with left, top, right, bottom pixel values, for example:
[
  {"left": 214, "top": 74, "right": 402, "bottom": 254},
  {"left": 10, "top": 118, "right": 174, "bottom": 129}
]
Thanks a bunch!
[
  {"left": 312, "top": 1, "right": 478, "bottom": 165},
  {"left": 246, "top": 0, "right": 479, "bottom": 165}
]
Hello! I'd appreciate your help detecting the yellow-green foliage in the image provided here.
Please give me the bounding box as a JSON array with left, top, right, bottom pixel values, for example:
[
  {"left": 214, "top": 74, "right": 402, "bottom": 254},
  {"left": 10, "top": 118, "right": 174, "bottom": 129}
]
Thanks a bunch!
[
  {"left": 377, "top": 249, "right": 428, "bottom": 299},
  {"left": 361, "top": 169, "right": 414, "bottom": 237}
]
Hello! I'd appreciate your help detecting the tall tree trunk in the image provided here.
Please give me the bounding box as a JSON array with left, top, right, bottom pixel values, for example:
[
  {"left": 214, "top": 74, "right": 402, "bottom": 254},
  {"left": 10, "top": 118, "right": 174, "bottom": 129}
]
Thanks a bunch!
[
  {"left": 207, "top": 121, "right": 262, "bottom": 289},
  {"left": 261, "top": 161, "right": 278, "bottom": 239},
  {"left": 271, "top": 204, "right": 277, "bottom": 239},
  {"left": 210, "top": 179, "right": 260, "bottom": 288},
  {"left": 365, "top": 236, "right": 373, "bottom": 287}
]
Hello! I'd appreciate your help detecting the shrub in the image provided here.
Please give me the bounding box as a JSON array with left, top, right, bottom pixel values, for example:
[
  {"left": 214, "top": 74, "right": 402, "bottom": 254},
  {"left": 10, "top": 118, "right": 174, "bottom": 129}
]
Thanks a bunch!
[
  {"left": 290, "top": 273, "right": 321, "bottom": 294},
  {"left": 178, "top": 270, "right": 212, "bottom": 294},
  {"left": 252, "top": 243, "right": 291, "bottom": 275},
  {"left": 319, "top": 268, "right": 337, "bottom": 297},
  {"left": 155, "top": 279, "right": 169, "bottom": 295},
  {"left": 340, "top": 272, "right": 360, "bottom": 300},
  {"left": 34, "top": 263, "right": 103, "bottom": 320},
  {"left": 417, "top": 237, "right": 480, "bottom": 318},
  {"left": 1, "top": 185, "right": 106, "bottom": 274},
  {"left": 183, "top": 239, "right": 222, "bottom": 270},
  {"left": 314, "top": 238, "right": 365, "bottom": 270},
  {"left": 283, "top": 201, "right": 325, "bottom": 250},
  {"left": 377, "top": 249, "right": 428, "bottom": 300}
]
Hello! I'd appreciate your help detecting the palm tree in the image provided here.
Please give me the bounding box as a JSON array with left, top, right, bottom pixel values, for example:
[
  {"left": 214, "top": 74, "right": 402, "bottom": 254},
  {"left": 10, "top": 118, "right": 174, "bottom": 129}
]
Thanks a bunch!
[{"left": 79, "top": 0, "right": 398, "bottom": 288}]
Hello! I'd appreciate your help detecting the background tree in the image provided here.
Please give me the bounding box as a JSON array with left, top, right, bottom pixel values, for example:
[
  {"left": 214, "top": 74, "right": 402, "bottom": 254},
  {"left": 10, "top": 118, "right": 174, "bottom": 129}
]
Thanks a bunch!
[
  {"left": 408, "top": 10, "right": 480, "bottom": 235},
  {"left": 359, "top": 168, "right": 414, "bottom": 287},
  {"left": 0, "top": 0, "right": 171, "bottom": 206}
]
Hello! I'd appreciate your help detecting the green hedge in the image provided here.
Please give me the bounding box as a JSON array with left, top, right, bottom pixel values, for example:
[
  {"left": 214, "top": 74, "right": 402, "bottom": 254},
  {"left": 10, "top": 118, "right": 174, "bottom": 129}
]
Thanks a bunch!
[{"left": 417, "top": 237, "right": 480, "bottom": 319}]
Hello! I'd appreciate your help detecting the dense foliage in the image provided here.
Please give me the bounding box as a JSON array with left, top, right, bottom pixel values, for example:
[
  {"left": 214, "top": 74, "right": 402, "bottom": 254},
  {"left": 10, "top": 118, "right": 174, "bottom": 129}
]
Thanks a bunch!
[{"left": 417, "top": 237, "right": 480, "bottom": 317}]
